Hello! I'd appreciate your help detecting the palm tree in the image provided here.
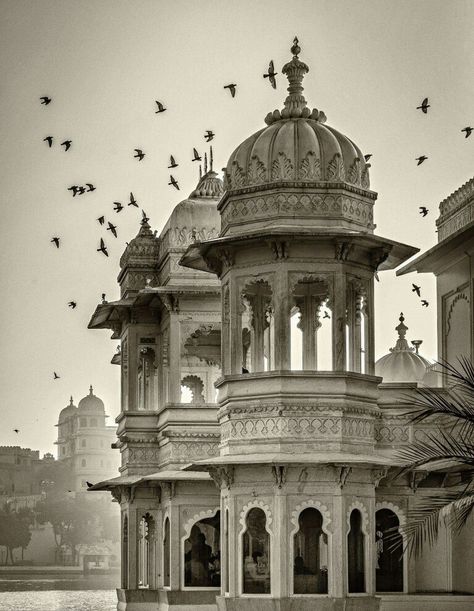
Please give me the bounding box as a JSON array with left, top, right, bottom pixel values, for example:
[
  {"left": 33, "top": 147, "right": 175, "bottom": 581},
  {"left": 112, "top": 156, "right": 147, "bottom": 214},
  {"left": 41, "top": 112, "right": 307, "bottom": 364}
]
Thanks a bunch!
[{"left": 396, "top": 357, "right": 474, "bottom": 555}]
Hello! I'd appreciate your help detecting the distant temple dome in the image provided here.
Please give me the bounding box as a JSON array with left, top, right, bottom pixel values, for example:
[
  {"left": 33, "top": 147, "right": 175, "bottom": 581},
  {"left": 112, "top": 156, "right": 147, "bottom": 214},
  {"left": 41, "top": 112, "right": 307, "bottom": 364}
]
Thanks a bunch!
[
  {"left": 375, "top": 313, "right": 432, "bottom": 383},
  {"left": 58, "top": 396, "right": 77, "bottom": 422},
  {"left": 223, "top": 38, "right": 371, "bottom": 193},
  {"left": 78, "top": 385, "right": 105, "bottom": 412},
  {"left": 119, "top": 217, "right": 160, "bottom": 270},
  {"left": 189, "top": 167, "right": 224, "bottom": 200}
]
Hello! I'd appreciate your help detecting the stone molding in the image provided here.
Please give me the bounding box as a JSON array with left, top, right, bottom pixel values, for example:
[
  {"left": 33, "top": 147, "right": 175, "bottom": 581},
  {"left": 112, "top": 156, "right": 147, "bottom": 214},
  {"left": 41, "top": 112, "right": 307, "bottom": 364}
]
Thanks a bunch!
[
  {"left": 438, "top": 176, "right": 474, "bottom": 219},
  {"left": 438, "top": 201, "right": 474, "bottom": 241},
  {"left": 221, "top": 192, "right": 374, "bottom": 232}
]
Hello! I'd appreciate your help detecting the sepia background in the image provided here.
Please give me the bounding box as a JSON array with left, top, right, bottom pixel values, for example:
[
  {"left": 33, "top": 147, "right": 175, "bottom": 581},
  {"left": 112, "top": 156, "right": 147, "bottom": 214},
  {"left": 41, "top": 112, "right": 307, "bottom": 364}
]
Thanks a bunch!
[{"left": 1, "top": 0, "right": 473, "bottom": 456}]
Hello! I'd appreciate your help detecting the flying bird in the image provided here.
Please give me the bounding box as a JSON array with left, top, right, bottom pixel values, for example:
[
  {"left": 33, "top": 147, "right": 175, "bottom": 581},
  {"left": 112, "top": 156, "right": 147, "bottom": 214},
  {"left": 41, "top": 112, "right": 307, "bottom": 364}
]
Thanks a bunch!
[
  {"left": 141, "top": 210, "right": 149, "bottom": 224},
  {"left": 168, "top": 175, "right": 179, "bottom": 190},
  {"left": 13, "top": 429, "right": 19, "bottom": 434},
  {"left": 43, "top": 136, "right": 53, "bottom": 147},
  {"left": 323, "top": 311, "right": 330, "bottom": 319},
  {"left": 192, "top": 148, "right": 201, "bottom": 162},
  {"left": 224, "top": 84, "right": 237, "bottom": 97},
  {"left": 155, "top": 100, "right": 166, "bottom": 113},
  {"left": 263, "top": 60, "right": 277, "bottom": 89},
  {"left": 97, "top": 238, "right": 108, "bottom": 256},
  {"left": 419, "top": 206, "right": 429, "bottom": 217},
  {"left": 113, "top": 202, "right": 123, "bottom": 213},
  {"left": 61, "top": 140, "right": 72, "bottom": 151},
  {"left": 128, "top": 192, "right": 138, "bottom": 207},
  {"left": 68, "top": 301, "right": 77, "bottom": 309},
  {"left": 421, "top": 300, "right": 429, "bottom": 307},
  {"left": 97, "top": 216, "right": 105, "bottom": 225},
  {"left": 107, "top": 221, "right": 118, "bottom": 238},
  {"left": 51, "top": 237, "right": 60, "bottom": 248},
  {"left": 40, "top": 96, "right": 51, "bottom": 105},
  {"left": 168, "top": 155, "right": 178, "bottom": 168},
  {"left": 416, "top": 97, "right": 430, "bottom": 113},
  {"left": 364, "top": 154, "right": 372, "bottom": 162},
  {"left": 77, "top": 186, "right": 86, "bottom": 195},
  {"left": 53, "top": 372, "right": 60, "bottom": 379},
  {"left": 86, "top": 183, "right": 96, "bottom": 192},
  {"left": 461, "top": 127, "right": 472, "bottom": 138},
  {"left": 416, "top": 156, "right": 428, "bottom": 166},
  {"left": 204, "top": 130, "right": 215, "bottom": 142},
  {"left": 412, "top": 284, "right": 421, "bottom": 297},
  {"left": 68, "top": 185, "right": 79, "bottom": 196},
  {"left": 134, "top": 149, "right": 145, "bottom": 161}
]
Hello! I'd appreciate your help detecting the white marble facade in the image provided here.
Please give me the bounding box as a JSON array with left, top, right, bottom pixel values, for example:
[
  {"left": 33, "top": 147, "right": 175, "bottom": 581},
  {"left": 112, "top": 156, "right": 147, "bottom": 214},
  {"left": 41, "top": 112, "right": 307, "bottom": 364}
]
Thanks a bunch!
[{"left": 89, "top": 40, "right": 474, "bottom": 611}]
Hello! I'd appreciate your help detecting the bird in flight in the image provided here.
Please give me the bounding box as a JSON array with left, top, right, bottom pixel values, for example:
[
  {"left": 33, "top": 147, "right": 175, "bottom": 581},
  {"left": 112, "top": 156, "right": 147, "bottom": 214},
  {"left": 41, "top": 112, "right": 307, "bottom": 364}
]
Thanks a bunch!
[
  {"left": 417, "top": 97, "right": 430, "bottom": 113},
  {"left": 97, "top": 238, "right": 108, "bottom": 256},
  {"left": 323, "top": 311, "right": 330, "bottom": 319},
  {"left": 155, "top": 100, "right": 166, "bottom": 113},
  {"left": 107, "top": 221, "right": 118, "bottom": 238},
  {"left": 43, "top": 136, "right": 53, "bottom": 147},
  {"left": 141, "top": 210, "right": 150, "bottom": 224},
  {"left": 421, "top": 300, "right": 429, "bottom": 307},
  {"left": 263, "top": 60, "right": 277, "bottom": 89},
  {"left": 419, "top": 206, "right": 429, "bottom": 217},
  {"left": 13, "top": 429, "right": 19, "bottom": 434},
  {"left": 68, "top": 301, "right": 77, "bottom": 309},
  {"left": 461, "top": 127, "right": 472, "bottom": 138},
  {"left": 168, "top": 155, "right": 178, "bottom": 168},
  {"left": 113, "top": 201, "right": 123, "bottom": 213},
  {"left": 134, "top": 148, "right": 145, "bottom": 161},
  {"left": 86, "top": 183, "right": 96, "bottom": 192},
  {"left": 416, "top": 156, "right": 428, "bottom": 166},
  {"left": 224, "top": 84, "right": 237, "bottom": 97},
  {"left": 40, "top": 96, "right": 51, "bottom": 105},
  {"left": 51, "top": 237, "right": 60, "bottom": 248},
  {"left": 77, "top": 186, "right": 86, "bottom": 195},
  {"left": 97, "top": 216, "right": 105, "bottom": 225},
  {"left": 412, "top": 284, "right": 421, "bottom": 297},
  {"left": 68, "top": 186, "right": 79, "bottom": 196},
  {"left": 204, "top": 130, "right": 215, "bottom": 142},
  {"left": 168, "top": 175, "right": 179, "bottom": 190},
  {"left": 53, "top": 372, "right": 60, "bottom": 379},
  {"left": 128, "top": 192, "right": 138, "bottom": 207},
  {"left": 364, "top": 154, "right": 372, "bottom": 162},
  {"left": 192, "top": 148, "right": 202, "bottom": 162},
  {"left": 61, "top": 140, "right": 72, "bottom": 151}
]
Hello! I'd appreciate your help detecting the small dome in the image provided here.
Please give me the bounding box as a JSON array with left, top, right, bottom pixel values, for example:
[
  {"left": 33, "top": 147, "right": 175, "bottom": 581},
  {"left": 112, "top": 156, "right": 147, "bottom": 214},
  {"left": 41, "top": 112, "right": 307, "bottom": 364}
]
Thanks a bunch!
[
  {"left": 223, "top": 39, "right": 371, "bottom": 193},
  {"left": 78, "top": 386, "right": 105, "bottom": 412},
  {"left": 58, "top": 396, "right": 77, "bottom": 422},
  {"left": 375, "top": 314, "right": 432, "bottom": 383},
  {"left": 189, "top": 169, "right": 224, "bottom": 200},
  {"left": 119, "top": 218, "right": 160, "bottom": 270}
]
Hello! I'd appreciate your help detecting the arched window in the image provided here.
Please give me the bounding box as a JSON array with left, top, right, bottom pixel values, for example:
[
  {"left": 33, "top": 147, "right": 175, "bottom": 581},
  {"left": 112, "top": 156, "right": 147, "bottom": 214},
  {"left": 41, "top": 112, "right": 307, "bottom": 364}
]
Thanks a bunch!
[
  {"left": 180, "top": 375, "right": 205, "bottom": 404},
  {"left": 163, "top": 517, "right": 170, "bottom": 587},
  {"left": 376, "top": 509, "right": 403, "bottom": 592},
  {"left": 184, "top": 511, "right": 220, "bottom": 587},
  {"left": 348, "top": 509, "right": 365, "bottom": 593},
  {"left": 293, "top": 507, "right": 328, "bottom": 594},
  {"left": 138, "top": 513, "right": 156, "bottom": 589},
  {"left": 242, "top": 508, "right": 270, "bottom": 594},
  {"left": 122, "top": 515, "right": 128, "bottom": 588}
]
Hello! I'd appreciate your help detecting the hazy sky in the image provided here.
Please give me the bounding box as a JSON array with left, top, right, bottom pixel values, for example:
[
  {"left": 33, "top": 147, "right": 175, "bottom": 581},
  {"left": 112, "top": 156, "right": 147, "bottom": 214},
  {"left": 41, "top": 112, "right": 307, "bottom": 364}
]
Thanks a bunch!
[{"left": 0, "top": 0, "right": 473, "bottom": 456}]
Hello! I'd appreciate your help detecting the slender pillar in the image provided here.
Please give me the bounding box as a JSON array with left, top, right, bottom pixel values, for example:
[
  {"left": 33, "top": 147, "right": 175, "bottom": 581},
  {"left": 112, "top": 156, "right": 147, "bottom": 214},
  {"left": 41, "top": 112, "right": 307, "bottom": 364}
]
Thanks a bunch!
[
  {"left": 127, "top": 328, "right": 139, "bottom": 411},
  {"left": 273, "top": 270, "right": 291, "bottom": 370},
  {"left": 127, "top": 505, "right": 138, "bottom": 589},
  {"left": 168, "top": 316, "right": 181, "bottom": 403},
  {"left": 230, "top": 277, "right": 243, "bottom": 374},
  {"left": 332, "top": 271, "right": 347, "bottom": 371}
]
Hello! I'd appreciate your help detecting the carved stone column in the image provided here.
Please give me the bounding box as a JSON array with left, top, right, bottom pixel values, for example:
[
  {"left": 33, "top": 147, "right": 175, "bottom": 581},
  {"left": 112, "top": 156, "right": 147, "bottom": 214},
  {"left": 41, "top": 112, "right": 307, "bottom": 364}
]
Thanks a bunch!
[
  {"left": 127, "top": 328, "right": 139, "bottom": 411},
  {"left": 273, "top": 269, "right": 291, "bottom": 370},
  {"left": 332, "top": 271, "right": 347, "bottom": 371},
  {"left": 168, "top": 316, "right": 181, "bottom": 404},
  {"left": 296, "top": 295, "right": 324, "bottom": 370}
]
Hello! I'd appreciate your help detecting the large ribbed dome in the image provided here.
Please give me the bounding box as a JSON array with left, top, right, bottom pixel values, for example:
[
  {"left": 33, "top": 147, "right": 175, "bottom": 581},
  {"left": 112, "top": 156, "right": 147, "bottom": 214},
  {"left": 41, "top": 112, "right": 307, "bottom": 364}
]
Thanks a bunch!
[
  {"left": 375, "top": 314, "right": 432, "bottom": 383},
  {"left": 223, "top": 38, "right": 370, "bottom": 193},
  {"left": 78, "top": 385, "right": 105, "bottom": 412}
]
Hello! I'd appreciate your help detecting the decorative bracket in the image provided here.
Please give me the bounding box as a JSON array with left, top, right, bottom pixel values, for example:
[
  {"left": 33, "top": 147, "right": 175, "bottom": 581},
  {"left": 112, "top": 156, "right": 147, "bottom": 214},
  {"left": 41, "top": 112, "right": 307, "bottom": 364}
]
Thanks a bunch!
[
  {"left": 335, "top": 240, "right": 354, "bottom": 261},
  {"left": 337, "top": 465, "right": 352, "bottom": 489},
  {"left": 409, "top": 470, "right": 428, "bottom": 492},
  {"left": 268, "top": 240, "right": 290, "bottom": 260},
  {"left": 371, "top": 467, "right": 389, "bottom": 487},
  {"left": 271, "top": 465, "right": 287, "bottom": 489},
  {"left": 208, "top": 466, "right": 234, "bottom": 489}
]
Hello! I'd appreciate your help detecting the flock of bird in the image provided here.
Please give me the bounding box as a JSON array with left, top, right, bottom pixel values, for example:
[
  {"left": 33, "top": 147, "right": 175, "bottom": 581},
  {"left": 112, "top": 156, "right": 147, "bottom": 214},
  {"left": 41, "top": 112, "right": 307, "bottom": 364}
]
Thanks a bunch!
[{"left": 36, "top": 56, "right": 472, "bottom": 395}]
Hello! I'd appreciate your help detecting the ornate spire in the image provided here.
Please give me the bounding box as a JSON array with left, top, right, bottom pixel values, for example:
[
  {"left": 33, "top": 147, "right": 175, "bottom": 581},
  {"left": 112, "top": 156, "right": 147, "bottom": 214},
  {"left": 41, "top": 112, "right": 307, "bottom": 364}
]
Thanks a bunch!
[
  {"left": 69, "top": 396, "right": 74, "bottom": 405},
  {"left": 389, "top": 313, "right": 413, "bottom": 352},
  {"left": 264, "top": 38, "right": 327, "bottom": 125},
  {"left": 89, "top": 385, "right": 93, "bottom": 395}
]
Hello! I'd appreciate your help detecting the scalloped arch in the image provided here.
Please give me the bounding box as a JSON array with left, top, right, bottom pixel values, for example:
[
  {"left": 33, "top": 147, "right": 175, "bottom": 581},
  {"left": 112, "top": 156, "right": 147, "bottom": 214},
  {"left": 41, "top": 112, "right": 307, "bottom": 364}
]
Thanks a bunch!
[
  {"left": 346, "top": 500, "right": 370, "bottom": 535},
  {"left": 239, "top": 499, "right": 273, "bottom": 534},
  {"left": 182, "top": 507, "right": 220, "bottom": 540},
  {"left": 290, "top": 499, "right": 332, "bottom": 534}
]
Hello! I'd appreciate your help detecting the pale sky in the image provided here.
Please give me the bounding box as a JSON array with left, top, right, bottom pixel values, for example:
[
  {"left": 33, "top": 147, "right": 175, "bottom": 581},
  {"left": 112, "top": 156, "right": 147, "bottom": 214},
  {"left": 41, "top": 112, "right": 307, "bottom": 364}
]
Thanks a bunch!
[{"left": 0, "top": 0, "right": 473, "bottom": 456}]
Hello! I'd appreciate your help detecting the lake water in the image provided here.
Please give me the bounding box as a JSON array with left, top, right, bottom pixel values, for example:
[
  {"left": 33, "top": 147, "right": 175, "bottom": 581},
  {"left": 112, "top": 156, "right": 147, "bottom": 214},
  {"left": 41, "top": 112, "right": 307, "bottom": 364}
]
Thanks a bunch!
[{"left": 0, "top": 575, "right": 117, "bottom": 611}]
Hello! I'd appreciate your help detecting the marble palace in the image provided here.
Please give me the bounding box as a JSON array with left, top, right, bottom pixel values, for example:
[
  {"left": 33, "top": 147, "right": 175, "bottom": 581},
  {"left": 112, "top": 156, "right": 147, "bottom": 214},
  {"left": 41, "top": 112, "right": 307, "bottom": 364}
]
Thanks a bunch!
[{"left": 88, "top": 39, "right": 474, "bottom": 611}]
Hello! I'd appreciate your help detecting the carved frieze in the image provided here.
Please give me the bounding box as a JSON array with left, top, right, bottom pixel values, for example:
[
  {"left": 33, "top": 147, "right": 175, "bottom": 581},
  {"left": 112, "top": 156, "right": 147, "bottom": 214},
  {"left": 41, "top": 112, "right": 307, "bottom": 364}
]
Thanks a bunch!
[
  {"left": 326, "top": 153, "right": 346, "bottom": 182},
  {"left": 271, "top": 152, "right": 295, "bottom": 181},
  {"left": 299, "top": 151, "right": 322, "bottom": 180}
]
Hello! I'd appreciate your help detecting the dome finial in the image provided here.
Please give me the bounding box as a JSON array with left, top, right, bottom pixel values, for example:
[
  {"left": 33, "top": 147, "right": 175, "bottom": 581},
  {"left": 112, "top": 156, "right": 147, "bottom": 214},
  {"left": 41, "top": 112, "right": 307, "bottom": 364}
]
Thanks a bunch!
[
  {"left": 291, "top": 36, "right": 300, "bottom": 57},
  {"left": 89, "top": 385, "right": 93, "bottom": 395},
  {"left": 396, "top": 312, "right": 408, "bottom": 340},
  {"left": 70, "top": 396, "right": 74, "bottom": 405}
]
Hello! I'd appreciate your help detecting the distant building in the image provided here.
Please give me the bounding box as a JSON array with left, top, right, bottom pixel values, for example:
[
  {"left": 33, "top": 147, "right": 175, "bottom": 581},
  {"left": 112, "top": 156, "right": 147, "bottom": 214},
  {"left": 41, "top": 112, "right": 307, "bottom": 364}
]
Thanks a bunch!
[
  {"left": 55, "top": 387, "right": 119, "bottom": 491},
  {"left": 0, "top": 446, "right": 42, "bottom": 499}
]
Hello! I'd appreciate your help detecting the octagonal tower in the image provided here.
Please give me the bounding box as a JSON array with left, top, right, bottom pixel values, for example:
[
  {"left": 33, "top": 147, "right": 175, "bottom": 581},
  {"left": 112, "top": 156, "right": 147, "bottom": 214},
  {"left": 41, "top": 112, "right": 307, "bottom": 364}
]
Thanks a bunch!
[{"left": 181, "top": 39, "right": 418, "bottom": 610}]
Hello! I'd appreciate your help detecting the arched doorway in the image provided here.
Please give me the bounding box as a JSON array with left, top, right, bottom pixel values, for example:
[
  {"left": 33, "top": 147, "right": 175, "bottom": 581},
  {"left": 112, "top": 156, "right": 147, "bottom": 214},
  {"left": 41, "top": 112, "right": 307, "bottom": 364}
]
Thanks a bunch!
[{"left": 375, "top": 508, "right": 403, "bottom": 592}]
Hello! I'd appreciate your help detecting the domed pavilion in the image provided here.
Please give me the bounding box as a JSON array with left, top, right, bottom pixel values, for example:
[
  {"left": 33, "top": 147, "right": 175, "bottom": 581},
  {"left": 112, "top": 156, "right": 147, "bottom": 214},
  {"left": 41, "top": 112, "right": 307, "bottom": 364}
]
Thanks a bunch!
[{"left": 88, "top": 39, "right": 474, "bottom": 611}]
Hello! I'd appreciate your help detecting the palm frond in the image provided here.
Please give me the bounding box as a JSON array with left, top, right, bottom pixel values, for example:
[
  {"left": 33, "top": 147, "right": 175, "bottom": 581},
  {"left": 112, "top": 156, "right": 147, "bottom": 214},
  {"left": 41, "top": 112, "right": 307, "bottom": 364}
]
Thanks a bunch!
[{"left": 397, "top": 429, "right": 474, "bottom": 470}]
